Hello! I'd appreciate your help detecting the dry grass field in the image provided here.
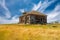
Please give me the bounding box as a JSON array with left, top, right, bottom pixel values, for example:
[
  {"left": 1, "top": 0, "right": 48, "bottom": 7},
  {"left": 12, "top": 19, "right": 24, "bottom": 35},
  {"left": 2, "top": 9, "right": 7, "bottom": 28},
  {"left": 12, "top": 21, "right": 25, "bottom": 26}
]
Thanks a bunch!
[{"left": 0, "top": 24, "right": 60, "bottom": 40}]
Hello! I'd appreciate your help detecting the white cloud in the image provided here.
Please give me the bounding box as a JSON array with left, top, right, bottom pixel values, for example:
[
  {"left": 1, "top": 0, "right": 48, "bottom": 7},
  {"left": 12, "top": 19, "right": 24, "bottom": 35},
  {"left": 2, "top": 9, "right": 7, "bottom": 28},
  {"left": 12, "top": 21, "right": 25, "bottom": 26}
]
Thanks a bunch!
[
  {"left": 38, "top": 0, "right": 57, "bottom": 12},
  {"left": 0, "top": 16, "right": 19, "bottom": 24},
  {"left": 32, "top": 0, "right": 56, "bottom": 12},
  {"left": 0, "top": 0, "right": 11, "bottom": 18},
  {"left": 32, "top": 1, "right": 41, "bottom": 11},
  {"left": 0, "top": 0, "right": 20, "bottom": 24},
  {"left": 19, "top": 9, "right": 25, "bottom": 13},
  {"left": 47, "top": 4, "right": 60, "bottom": 23}
]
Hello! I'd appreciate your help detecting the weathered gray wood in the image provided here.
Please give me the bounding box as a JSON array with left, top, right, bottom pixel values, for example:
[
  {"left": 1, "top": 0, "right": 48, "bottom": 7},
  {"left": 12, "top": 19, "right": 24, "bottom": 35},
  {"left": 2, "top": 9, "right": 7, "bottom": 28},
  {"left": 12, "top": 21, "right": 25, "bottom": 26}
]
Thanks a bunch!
[{"left": 19, "top": 11, "right": 47, "bottom": 24}]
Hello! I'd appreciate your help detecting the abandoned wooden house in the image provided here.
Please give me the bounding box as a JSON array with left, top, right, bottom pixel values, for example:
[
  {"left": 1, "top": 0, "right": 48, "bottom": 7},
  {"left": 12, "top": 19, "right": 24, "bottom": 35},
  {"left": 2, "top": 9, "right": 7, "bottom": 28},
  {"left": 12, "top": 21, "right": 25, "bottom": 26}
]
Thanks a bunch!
[{"left": 19, "top": 11, "right": 47, "bottom": 24}]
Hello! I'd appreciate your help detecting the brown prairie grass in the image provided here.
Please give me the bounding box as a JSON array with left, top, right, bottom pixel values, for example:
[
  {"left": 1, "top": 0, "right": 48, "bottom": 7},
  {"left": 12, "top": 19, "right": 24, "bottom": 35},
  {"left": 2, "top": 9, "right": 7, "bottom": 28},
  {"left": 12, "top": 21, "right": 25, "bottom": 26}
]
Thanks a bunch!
[{"left": 0, "top": 24, "right": 60, "bottom": 40}]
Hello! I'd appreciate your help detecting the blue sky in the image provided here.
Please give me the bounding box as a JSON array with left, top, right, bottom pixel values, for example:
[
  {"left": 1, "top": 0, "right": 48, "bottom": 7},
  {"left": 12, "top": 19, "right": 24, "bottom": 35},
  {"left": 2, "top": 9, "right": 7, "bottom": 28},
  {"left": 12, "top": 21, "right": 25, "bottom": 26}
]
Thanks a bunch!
[{"left": 0, "top": 0, "right": 60, "bottom": 24}]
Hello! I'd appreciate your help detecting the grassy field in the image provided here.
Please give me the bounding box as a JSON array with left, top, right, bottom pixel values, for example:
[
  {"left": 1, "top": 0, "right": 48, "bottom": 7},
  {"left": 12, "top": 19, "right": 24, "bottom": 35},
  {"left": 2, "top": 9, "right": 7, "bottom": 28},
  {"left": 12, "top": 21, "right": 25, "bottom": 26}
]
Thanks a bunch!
[{"left": 0, "top": 24, "right": 60, "bottom": 40}]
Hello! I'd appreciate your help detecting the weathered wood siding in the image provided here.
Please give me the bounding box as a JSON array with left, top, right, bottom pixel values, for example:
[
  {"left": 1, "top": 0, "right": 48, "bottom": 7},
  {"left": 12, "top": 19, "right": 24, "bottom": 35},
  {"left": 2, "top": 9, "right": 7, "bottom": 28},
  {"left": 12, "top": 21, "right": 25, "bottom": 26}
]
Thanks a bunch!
[{"left": 19, "top": 11, "right": 47, "bottom": 24}]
